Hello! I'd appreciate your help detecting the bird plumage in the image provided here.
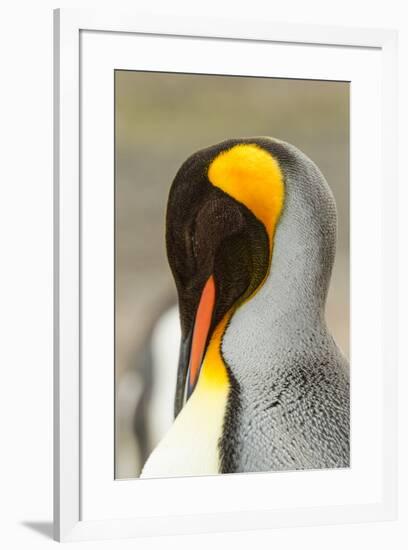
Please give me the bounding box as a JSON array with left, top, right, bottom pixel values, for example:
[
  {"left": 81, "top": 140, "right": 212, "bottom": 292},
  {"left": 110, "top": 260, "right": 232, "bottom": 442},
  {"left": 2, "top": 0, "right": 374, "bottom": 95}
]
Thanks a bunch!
[{"left": 141, "top": 137, "right": 349, "bottom": 478}]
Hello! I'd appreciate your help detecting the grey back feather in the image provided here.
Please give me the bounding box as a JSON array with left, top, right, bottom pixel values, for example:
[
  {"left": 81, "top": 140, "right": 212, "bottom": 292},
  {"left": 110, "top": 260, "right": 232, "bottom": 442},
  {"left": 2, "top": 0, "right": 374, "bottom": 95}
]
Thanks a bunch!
[{"left": 221, "top": 137, "right": 350, "bottom": 472}]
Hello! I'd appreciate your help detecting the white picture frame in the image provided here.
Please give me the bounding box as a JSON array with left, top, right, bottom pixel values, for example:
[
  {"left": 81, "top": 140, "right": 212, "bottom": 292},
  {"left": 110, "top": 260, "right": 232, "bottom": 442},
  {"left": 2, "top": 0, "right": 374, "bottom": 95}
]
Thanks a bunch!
[{"left": 54, "top": 8, "right": 398, "bottom": 542}]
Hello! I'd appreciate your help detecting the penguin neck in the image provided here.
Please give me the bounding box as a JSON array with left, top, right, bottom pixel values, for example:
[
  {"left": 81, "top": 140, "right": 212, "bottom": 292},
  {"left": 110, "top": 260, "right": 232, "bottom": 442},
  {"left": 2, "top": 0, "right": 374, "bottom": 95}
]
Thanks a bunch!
[
  {"left": 256, "top": 165, "right": 337, "bottom": 330},
  {"left": 222, "top": 169, "right": 337, "bottom": 372}
]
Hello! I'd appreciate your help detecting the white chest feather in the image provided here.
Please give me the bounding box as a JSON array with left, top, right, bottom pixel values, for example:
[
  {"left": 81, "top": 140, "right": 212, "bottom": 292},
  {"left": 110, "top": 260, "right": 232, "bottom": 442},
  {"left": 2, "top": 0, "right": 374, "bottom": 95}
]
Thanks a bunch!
[{"left": 140, "top": 383, "right": 229, "bottom": 478}]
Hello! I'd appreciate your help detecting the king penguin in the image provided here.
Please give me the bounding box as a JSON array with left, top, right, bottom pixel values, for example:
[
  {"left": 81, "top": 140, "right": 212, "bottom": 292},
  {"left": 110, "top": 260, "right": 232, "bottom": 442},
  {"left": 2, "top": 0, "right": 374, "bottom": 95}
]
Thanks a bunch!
[{"left": 140, "top": 137, "right": 350, "bottom": 478}]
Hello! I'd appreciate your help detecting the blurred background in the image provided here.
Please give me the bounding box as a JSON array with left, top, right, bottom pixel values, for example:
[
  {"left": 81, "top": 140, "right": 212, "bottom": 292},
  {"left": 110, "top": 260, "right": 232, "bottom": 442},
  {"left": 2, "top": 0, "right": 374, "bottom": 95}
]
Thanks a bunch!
[{"left": 115, "top": 71, "right": 349, "bottom": 479}]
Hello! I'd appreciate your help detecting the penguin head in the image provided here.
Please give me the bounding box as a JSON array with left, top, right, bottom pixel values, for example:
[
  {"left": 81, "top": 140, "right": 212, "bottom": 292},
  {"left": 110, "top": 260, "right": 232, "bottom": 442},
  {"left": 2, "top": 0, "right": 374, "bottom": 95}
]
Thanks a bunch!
[{"left": 166, "top": 137, "right": 337, "bottom": 415}]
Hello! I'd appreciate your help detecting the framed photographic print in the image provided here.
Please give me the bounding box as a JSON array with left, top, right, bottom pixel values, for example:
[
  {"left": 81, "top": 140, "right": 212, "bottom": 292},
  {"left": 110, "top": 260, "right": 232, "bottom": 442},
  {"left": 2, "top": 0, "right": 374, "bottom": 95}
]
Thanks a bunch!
[{"left": 54, "top": 8, "right": 398, "bottom": 542}]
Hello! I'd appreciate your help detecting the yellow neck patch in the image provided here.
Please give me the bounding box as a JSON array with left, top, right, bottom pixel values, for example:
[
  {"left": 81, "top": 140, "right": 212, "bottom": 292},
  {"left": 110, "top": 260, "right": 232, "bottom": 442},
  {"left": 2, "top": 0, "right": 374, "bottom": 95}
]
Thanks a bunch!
[
  {"left": 207, "top": 143, "right": 285, "bottom": 248},
  {"left": 198, "top": 314, "right": 230, "bottom": 389}
]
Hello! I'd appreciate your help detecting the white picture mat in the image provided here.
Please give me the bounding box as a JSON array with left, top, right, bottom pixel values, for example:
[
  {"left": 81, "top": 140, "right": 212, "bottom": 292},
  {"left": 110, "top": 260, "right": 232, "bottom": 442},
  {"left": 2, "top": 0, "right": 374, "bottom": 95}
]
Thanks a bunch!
[{"left": 80, "top": 29, "right": 383, "bottom": 521}]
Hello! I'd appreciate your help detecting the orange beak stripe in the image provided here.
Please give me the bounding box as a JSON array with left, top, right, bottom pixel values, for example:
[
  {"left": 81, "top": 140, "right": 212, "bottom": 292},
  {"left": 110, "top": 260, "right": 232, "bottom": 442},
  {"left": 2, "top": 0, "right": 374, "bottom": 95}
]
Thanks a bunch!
[{"left": 187, "top": 275, "right": 216, "bottom": 395}]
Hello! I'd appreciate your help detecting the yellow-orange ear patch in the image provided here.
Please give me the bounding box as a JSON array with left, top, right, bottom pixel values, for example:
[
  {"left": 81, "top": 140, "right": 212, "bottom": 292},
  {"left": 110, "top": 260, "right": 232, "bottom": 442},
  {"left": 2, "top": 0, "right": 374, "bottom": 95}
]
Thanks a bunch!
[{"left": 207, "top": 143, "right": 284, "bottom": 247}]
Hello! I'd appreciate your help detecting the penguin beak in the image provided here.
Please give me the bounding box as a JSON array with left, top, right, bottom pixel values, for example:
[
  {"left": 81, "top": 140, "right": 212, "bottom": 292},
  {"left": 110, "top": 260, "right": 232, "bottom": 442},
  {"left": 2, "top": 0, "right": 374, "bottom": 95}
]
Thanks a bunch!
[
  {"left": 174, "top": 275, "right": 216, "bottom": 417},
  {"left": 186, "top": 275, "right": 216, "bottom": 397}
]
